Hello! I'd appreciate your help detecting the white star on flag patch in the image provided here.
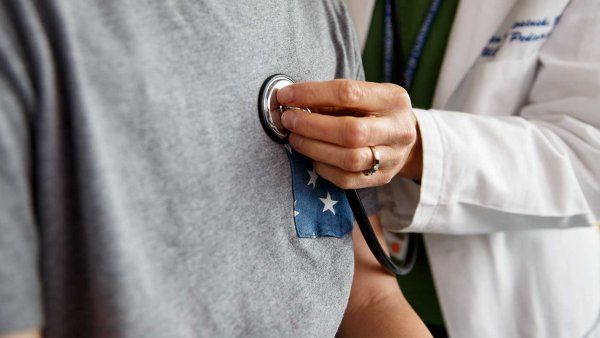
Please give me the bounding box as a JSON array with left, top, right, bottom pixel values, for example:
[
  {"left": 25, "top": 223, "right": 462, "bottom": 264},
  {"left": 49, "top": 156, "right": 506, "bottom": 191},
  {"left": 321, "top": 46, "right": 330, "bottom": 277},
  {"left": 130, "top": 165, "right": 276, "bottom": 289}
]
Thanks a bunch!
[{"left": 320, "top": 192, "right": 338, "bottom": 215}]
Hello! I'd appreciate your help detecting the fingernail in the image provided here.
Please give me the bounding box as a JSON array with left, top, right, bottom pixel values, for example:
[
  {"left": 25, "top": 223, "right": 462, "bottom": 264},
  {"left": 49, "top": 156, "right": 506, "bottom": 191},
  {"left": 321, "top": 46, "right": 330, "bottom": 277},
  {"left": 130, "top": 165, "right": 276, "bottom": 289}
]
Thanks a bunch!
[
  {"left": 281, "top": 111, "right": 296, "bottom": 130},
  {"left": 277, "top": 86, "right": 294, "bottom": 104}
]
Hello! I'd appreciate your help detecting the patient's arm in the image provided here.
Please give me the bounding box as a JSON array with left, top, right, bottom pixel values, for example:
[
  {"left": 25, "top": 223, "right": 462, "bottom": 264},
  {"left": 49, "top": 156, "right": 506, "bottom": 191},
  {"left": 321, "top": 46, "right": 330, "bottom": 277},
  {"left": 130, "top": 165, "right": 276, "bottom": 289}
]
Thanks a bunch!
[
  {"left": 0, "top": 329, "right": 41, "bottom": 338},
  {"left": 338, "top": 215, "right": 430, "bottom": 337}
]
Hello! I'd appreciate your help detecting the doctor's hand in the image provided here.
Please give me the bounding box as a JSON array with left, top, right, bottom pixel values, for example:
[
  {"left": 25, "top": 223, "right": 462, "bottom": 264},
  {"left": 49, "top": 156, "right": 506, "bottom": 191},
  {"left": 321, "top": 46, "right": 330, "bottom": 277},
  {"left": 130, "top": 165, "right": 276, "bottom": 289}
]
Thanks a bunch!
[{"left": 278, "top": 79, "right": 422, "bottom": 189}]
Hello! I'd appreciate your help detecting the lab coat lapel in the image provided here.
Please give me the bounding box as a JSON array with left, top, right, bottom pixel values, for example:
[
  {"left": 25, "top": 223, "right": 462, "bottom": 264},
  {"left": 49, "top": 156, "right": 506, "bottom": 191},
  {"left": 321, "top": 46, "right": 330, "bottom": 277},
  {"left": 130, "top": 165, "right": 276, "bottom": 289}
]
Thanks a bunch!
[{"left": 432, "top": 0, "right": 517, "bottom": 109}]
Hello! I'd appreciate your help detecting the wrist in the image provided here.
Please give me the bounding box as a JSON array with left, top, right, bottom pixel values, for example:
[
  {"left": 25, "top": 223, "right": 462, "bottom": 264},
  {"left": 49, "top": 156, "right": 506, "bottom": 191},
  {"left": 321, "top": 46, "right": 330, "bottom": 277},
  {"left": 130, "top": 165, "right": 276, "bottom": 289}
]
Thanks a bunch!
[{"left": 399, "top": 117, "right": 423, "bottom": 180}]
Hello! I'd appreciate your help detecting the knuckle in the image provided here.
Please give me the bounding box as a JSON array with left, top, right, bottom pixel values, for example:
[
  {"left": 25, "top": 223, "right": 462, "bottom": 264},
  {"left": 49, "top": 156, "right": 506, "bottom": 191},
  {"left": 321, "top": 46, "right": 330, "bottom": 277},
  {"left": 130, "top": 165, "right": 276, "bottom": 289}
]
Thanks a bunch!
[
  {"left": 337, "top": 80, "right": 362, "bottom": 106},
  {"left": 396, "top": 85, "right": 409, "bottom": 98},
  {"left": 342, "top": 118, "right": 368, "bottom": 147},
  {"left": 386, "top": 84, "right": 410, "bottom": 107},
  {"left": 389, "top": 152, "right": 403, "bottom": 169},
  {"left": 344, "top": 149, "right": 368, "bottom": 171},
  {"left": 398, "top": 127, "right": 417, "bottom": 145}
]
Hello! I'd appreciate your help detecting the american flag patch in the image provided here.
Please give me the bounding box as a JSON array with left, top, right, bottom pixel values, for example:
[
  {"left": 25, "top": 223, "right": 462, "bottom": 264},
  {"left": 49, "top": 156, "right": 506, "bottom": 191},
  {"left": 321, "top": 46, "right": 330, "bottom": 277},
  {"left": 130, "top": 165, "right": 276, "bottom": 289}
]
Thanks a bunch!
[{"left": 284, "top": 144, "right": 354, "bottom": 238}]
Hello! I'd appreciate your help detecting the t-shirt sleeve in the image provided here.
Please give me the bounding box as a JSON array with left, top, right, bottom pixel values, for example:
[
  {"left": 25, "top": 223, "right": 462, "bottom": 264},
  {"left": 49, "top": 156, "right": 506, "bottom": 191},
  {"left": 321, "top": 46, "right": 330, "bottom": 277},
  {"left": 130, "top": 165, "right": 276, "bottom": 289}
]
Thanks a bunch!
[{"left": 0, "top": 2, "right": 44, "bottom": 334}]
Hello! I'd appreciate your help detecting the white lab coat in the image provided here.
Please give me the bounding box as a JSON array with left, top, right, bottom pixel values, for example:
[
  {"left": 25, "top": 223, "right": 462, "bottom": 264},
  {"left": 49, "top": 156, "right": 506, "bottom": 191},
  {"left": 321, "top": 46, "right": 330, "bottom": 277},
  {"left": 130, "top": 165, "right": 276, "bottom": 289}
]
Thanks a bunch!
[{"left": 344, "top": 0, "right": 600, "bottom": 337}]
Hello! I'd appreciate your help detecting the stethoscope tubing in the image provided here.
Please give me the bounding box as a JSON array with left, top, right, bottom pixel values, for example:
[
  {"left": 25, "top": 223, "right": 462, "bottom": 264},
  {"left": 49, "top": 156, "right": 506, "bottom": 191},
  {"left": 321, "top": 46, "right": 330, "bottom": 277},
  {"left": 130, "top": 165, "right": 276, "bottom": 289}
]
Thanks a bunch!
[{"left": 345, "top": 189, "right": 417, "bottom": 276}]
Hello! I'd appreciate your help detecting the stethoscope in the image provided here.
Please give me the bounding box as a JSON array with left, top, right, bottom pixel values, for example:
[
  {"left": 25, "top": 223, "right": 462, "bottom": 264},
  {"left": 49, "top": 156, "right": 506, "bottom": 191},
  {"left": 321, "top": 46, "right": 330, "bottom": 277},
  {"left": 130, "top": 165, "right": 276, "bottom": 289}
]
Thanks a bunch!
[{"left": 258, "top": 74, "right": 418, "bottom": 276}]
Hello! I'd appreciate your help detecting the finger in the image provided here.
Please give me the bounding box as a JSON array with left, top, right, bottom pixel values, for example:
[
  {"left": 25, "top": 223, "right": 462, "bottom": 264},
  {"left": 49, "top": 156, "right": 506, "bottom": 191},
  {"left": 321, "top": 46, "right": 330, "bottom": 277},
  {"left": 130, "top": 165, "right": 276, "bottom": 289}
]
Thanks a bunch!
[
  {"left": 277, "top": 79, "right": 410, "bottom": 113},
  {"left": 314, "top": 161, "right": 393, "bottom": 190},
  {"left": 281, "top": 108, "right": 397, "bottom": 148},
  {"left": 289, "top": 133, "right": 399, "bottom": 172}
]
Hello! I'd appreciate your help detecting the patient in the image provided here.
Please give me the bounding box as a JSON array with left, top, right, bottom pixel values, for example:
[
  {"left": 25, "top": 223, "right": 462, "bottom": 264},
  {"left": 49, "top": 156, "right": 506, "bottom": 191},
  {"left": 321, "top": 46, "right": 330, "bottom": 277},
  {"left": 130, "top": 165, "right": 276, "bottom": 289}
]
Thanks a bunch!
[{"left": 0, "top": 1, "right": 429, "bottom": 337}]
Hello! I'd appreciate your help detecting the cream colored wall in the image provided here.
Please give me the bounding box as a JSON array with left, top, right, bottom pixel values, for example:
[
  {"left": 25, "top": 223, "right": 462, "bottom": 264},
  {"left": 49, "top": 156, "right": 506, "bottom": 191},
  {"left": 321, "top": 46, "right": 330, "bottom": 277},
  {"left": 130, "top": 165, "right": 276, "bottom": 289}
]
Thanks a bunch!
[{"left": 342, "top": 0, "right": 376, "bottom": 51}]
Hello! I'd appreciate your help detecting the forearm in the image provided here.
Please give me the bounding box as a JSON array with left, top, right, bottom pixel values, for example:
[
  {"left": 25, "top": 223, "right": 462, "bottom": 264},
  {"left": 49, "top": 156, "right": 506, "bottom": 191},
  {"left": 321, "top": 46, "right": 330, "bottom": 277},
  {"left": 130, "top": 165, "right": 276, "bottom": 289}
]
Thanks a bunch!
[
  {"left": 339, "top": 216, "right": 430, "bottom": 337},
  {"left": 338, "top": 289, "right": 429, "bottom": 338},
  {"left": 0, "top": 329, "right": 41, "bottom": 338}
]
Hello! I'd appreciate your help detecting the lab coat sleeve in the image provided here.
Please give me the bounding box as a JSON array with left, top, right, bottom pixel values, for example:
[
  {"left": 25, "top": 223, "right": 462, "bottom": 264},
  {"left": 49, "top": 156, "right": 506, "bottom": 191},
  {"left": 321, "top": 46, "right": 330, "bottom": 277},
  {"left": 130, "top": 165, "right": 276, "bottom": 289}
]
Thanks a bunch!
[{"left": 382, "top": 2, "right": 600, "bottom": 234}]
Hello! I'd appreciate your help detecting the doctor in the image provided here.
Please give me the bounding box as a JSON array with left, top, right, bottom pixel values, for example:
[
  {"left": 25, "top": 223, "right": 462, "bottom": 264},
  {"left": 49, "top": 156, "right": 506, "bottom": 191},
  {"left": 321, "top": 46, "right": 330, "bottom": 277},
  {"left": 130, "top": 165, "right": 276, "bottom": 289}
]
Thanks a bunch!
[{"left": 278, "top": 0, "right": 600, "bottom": 337}]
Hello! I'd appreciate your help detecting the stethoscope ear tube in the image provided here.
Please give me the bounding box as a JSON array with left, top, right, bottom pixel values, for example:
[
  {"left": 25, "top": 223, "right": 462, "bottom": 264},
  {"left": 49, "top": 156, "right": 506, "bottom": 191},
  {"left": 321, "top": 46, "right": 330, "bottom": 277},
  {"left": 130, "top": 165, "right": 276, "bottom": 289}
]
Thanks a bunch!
[{"left": 345, "top": 189, "right": 418, "bottom": 276}]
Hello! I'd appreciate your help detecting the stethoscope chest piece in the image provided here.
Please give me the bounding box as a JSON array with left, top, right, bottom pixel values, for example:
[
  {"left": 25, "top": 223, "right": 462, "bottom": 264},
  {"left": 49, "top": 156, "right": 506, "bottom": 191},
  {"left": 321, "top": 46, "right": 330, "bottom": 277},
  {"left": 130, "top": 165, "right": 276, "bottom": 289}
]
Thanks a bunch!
[{"left": 258, "top": 74, "right": 294, "bottom": 144}]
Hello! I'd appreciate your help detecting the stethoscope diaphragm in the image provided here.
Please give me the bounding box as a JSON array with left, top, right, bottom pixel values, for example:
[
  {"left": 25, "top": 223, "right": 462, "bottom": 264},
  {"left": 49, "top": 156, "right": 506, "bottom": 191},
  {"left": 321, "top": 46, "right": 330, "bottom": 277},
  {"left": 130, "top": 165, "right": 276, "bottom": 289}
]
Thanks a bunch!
[{"left": 258, "top": 74, "right": 295, "bottom": 144}]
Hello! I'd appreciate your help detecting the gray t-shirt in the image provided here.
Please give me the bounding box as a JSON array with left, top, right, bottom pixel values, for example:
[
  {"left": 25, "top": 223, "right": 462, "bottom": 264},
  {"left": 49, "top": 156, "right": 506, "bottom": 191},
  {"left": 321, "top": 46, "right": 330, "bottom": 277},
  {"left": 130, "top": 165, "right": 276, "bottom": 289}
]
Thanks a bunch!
[{"left": 0, "top": 1, "right": 376, "bottom": 337}]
